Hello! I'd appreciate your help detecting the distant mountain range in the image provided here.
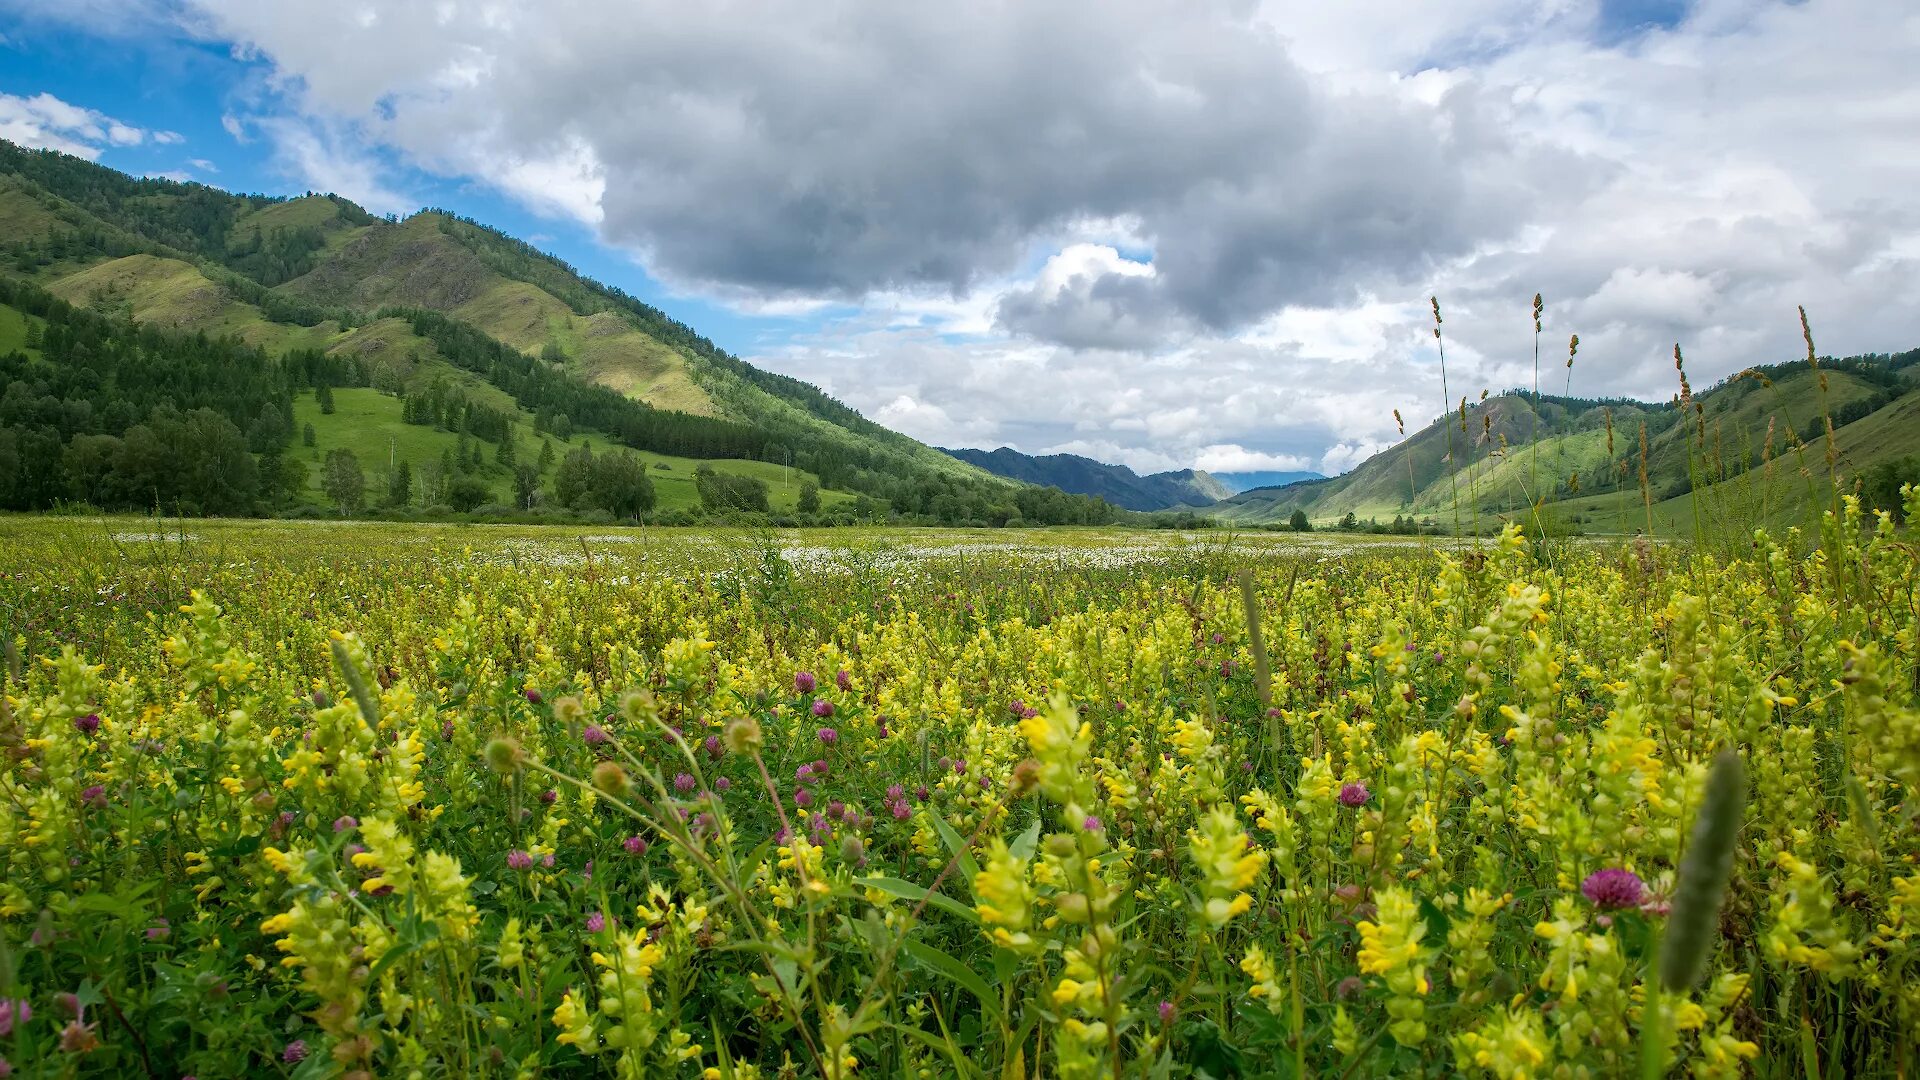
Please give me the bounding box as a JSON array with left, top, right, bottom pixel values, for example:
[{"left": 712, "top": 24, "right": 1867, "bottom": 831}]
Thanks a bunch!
[
  {"left": 1208, "top": 470, "right": 1324, "bottom": 494},
  {"left": 941, "top": 446, "right": 1253, "bottom": 511}
]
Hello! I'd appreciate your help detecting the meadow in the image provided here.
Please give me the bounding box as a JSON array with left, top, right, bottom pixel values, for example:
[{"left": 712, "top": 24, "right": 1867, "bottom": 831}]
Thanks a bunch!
[{"left": 0, "top": 508, "right": 1916, "bottom": 1078}]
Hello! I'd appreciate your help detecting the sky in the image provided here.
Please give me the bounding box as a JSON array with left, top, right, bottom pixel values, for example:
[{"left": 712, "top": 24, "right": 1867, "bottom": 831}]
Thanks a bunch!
[{"left": 2, "top": 0, "right": 1915, "bottom": 478}]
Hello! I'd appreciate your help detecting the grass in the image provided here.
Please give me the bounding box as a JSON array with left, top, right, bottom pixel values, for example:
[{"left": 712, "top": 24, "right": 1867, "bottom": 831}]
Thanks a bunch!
[
  {"left": 278, "top": 216, "right": 720, "bottom": 416},
  {"left": 452, "top": 280, "right": 718, "bottom": 416},
  {"left": 293, "top": 387, "right": 852, "bottom": 512},
  {"left": 47, "top": 253, "right": 343, "bottom": 353},
  {"left": 0, "top": 301, "right": 38, "bottom": 357},
  {"left": 0, "top": 181, "right": 64, "bottom": 243}
]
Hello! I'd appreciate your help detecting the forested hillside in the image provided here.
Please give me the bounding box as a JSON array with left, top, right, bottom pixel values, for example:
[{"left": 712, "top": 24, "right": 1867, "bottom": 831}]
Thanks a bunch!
[{"left": 0, "top": 141, "right": 1120, "bottom": 525}]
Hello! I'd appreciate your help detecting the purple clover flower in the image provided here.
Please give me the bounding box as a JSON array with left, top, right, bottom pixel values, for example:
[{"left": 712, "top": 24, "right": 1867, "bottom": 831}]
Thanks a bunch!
[
  {"left": 0, "top": 999, "right": 30, "bottom": 1037},
  {"left": 794, "top": 671, "right": 817, "bottom": 694},
  {"left": 1337, "top": 782, "right": 1370, "bottom": 808},
  {"left": 1581, "top": 868, "right": 1647, "bottom": 910}
]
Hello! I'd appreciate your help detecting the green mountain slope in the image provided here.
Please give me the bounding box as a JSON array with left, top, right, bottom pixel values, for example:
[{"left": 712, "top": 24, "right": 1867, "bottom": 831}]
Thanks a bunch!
[
  {"left": 0, "top": 139, "right": 1112, "bottom": 526},
  {"left": 1209, "top": 351, "right": 1920, "bottom": 533}
]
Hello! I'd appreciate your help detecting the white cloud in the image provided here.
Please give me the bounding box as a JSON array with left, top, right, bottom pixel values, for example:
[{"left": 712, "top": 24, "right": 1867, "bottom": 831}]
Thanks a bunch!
[
  {"left": 251, "top": 115, "right": 414, "bottom": 216},
  {"left": 188, "top": 157, "right": 218, "bottom": 171},
  {"left": 0, "top": 90, "right": 158, "bottom": 159},
  {"left": 1192, "top": 445, "right": 1317, "bottom": 473},
  {"left": 52, "top": 0, "right": 1919, "bottom": 476},
  {"left": 870, "top": 394, "right": 996, "bottom": 447},
  {"left": 1320, "top": 440, "right": 1397, "bottom": 475}
]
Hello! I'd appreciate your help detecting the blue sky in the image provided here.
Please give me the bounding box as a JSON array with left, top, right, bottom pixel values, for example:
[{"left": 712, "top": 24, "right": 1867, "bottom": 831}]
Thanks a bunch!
[
  {"left": 2, "top": 1, "right": 1912, "bottom": 478},
  {"left": 0, "top": 12, "right": 800, "bottom": 359}
]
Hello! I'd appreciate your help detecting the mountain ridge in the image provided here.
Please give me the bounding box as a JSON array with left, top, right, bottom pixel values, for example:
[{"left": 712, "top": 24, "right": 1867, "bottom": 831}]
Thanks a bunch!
[
  {"left": 0, "top": 139, "right": 1129, "bottom": 526},
  {"left": 941, "top": 445, "right": 1237, "bottom": 511},
  {"left": 1205, "top": 351, "right": 1920, "bottom": 533}
]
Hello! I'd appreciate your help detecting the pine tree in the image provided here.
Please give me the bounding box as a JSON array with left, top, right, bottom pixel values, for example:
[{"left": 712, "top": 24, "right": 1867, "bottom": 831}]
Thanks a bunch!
[
  {"left": 316, "top": 382, "right": 335, "bottom": 414},
  {"left": 302, "top": 422, "right": 317, "bottom": 448},
  {"left": 388, "top": 460, "right": 412, "bottom": 507}
]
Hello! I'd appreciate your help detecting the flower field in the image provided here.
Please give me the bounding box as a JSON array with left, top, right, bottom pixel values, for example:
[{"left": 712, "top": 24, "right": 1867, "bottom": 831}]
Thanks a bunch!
[{"left": 0, "top": 507, "right": 1917, "bottom": 1078}]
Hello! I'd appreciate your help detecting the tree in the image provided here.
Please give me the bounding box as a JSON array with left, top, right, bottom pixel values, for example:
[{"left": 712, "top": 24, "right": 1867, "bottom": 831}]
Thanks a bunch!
[
  {"left": 265, "top": 453, "right": 308, "bottom": 506},
  {"left": 446, "top": 474, "right": 491, "bottom": 512},
  {"left": 316, "top": 383, "right": 335, "bottom": 415},
  {"left": 322, "top": 448, "right": 365, "bottom": 515},
  {"left": 694, "top": 464, "right": 769, "bottom": 514},
  {"left": 513, "top": 463, "right": 541, "bottom": 509},
  {"left": 1289, "top": 509, "right": 1311, "bottom": 532},
  {"left": 495, "top": 428, "right": 516, "bottom": 467},
  {"left": 797, "top": 479, "right": 820, "bottom": 514},
  {"left": 179, "top": 408, "right": 257, "bottom": 515},
  {"left": 387, "top": 460, "right": 413, "bottom": 507},
  {"left": 63, "top": 434, "right": 121, "bottom": 506},
  {"left": 302, "top": 422, "right": 316, "bottom": 447},
  {"left": 593, "top": 452, "right": 656, "bottom": 518},
  {"left": 537, "top": 438, "right": 555, "bottom": 472},
  {"left": 552, "top": 443, "right": 594, "bottom": 507},
  {"left": 247, "top": 404, "right": 290, "bottom": 453}
]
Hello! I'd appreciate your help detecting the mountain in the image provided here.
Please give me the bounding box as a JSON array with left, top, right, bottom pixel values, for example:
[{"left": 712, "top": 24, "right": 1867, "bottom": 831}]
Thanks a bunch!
[
  {"left": 1209, "top": 470, "right": 1323, "bottom": 494},
  {"left": 941, "top": 446, "right": 1232, "bottom": 511},
  {"left": 0, "top": 140, "right": 1121, "bottom": 526},
  {"left": 1207, "top": 349, "right": 1920, "bottom": 534}
]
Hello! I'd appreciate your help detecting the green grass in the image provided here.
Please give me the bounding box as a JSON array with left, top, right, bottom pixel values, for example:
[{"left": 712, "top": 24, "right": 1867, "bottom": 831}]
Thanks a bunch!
[
  {"left": 293, "top": 387, "right": 852, "bottom": 513},
  {"left": 228, "top": 196, "right": 368, "bottom": 249},
  {"left": 0, "top": 302, "right": 38, "bottom": 357}
]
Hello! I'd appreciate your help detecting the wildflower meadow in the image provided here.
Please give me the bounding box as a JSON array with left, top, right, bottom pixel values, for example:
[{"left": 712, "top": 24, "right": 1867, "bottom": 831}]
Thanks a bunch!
[{"left": 0, "top": 506, "right": 1916, "bottom": 1078}]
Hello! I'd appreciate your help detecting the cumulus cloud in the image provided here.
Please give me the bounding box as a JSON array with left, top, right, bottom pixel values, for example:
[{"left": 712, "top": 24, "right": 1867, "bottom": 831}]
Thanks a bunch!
[
  {"left": 994, "top": 244, "right": 1189, "bottom": 351},
  {"left": 1192, "top": 446, "right": 1318, "bottom": 474},
  {"left": 254, "top": 115, "right": 415, "bottom": 216},
  {"left": 0, "top": 90, "right": 160, "bottom": 159},
  {"left": 179, "top": 0, "right": 1584, "bottom": 329},
  {"left": 24, "top": 0, "right": 1918, "bottom": 478}
]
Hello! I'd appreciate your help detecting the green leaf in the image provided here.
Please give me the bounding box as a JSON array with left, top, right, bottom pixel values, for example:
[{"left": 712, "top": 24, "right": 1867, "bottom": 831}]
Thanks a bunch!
[
  {"left": 900, "top": 937, "right": 996, "bottom": 1009},
  {"left": 893, "top": 1020, "right": 980, "bottom": 1080},
  {"left": 210, "top": 834, "right": 262, "bottom": 858},
  {"left": 859, "top": 876, "right": 979, "bottom": 926},
  {"left": 932, "top": 815, "right": 981, "bottom": 897},
  {"left": 1009, "top": 818, "right": 1043, "bottom": 863}
]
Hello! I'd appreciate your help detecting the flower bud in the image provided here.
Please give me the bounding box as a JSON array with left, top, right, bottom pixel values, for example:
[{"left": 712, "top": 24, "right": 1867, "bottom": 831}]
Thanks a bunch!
[
  {"left": 483, "top": 737, "right": 526, "bottom": 774},
  {"left": 592, "top": 761, "right": 633, "bottom": 798},
  {"left": 724, "top": 717, "right": 763, "bottom": 755}
]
